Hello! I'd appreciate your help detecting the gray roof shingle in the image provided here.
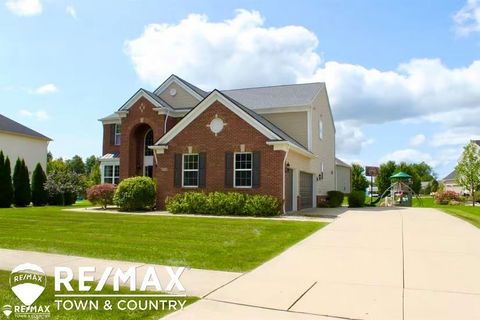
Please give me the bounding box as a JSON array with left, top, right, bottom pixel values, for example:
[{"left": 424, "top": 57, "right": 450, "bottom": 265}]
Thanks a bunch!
[
  {"left": 222, "top": 82, "right": 324, "bottom": 110},
  {"left": 0, "top": 114, "right": 51, "bottom": 141},
  {"left": 442, "top": 170, "right": 456, "bottom": 181}
]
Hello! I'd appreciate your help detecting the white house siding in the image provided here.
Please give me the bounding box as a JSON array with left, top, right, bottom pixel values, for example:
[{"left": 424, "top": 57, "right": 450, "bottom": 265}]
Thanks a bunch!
[
  {"left": 312, "top": 86, "right": 336, "bottom": 195},
  {"left": 0, "top": 132, "right": 49, "bottom": 175},
  {"left": 336, "top": 164, "right": 351, "bottom": 194},
  {"left": 159, "top": 82, "right": 199, "bottom": 109},
  {"left": 262, "top": 112, "right": 309, "bottom": 148}
]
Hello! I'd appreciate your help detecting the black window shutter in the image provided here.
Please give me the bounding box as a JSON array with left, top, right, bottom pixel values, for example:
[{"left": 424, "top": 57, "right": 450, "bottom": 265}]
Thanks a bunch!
[
  {"left": 199, "top": 153, "right": 206, "bottom": 188},
  {"left": 225, "top": 152, "right": 233, "bottom": 188},
  {"left": 252, "top": 151, "right": 261, "bottom": 188},
  {"left": 109, "top": 124, "right": 116, "bottom": 145},
  {"left": 174, "top": 154, "right": 182, "bottom": 188}
]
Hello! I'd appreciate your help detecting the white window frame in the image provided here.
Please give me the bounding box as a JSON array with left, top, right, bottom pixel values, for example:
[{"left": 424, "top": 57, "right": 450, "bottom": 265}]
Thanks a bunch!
[
  {"left": 114, "top": 124, "right": 121, "bottom": 146},
  {"left": 103, "top": 164, "right": 120, "bottom": 185},
  {"left": 182, "top": 153, "right": 199, "bottom": 188},
  {"left": 234, "top": 152, "right": 253, "bottom": 188},
  {"left": 319, "top": 120, "right": 323, "bottom": 140}
]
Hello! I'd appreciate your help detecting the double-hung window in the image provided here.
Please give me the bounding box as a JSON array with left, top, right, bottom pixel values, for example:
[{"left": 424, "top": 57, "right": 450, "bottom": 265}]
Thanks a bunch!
[
  {"left": 114, "top": 124, "right": 121, "bottom": 145},
  {"left": 182, "top": 154, "right": 199, "bottom": 187},
  {"left": 104, "top": 165, "right": 120, "bottom": 184},
  {"left": 234, "top": 152, "right": 252, "bottom": 188}
]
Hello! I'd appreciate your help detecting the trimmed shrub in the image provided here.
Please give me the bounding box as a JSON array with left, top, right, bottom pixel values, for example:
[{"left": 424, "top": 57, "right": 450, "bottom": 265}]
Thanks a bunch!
[
  {"left": 348, "top": 191, "right": 366, "bottom": 208},
  {"left": 434, "top": 190, "right": 460, "bottom": 205},
  {"left": 243, "top": 195, "right": 281, "bottom": 216},
  {"left": 327, "top": 191, "right": 344, "bottom": 208},
  {"left": 31, "top": 163, "right": 48, "bottom": 206},
  {"left": 13, "top": 158, "right": 31, "bottom": 207},
  {"left": 87, "top": 184, "right": 116, "bottom": 209},
  {"left": 166, "top": 192, "right": 280, "bottom": 216},
  {"left": 45, "top": 170, "right": 83, "bottom": 205},
  {"left": 0, "top": 152, "right": 13, "bottom": 208},
  {"left": 113, "top": 177, "right": 156, "bottom": 211}
]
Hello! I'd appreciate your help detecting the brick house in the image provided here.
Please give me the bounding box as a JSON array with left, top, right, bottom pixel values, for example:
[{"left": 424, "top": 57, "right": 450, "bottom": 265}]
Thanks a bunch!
[{"left": 99, "top": 75, "right": 336, "bottom": 212}]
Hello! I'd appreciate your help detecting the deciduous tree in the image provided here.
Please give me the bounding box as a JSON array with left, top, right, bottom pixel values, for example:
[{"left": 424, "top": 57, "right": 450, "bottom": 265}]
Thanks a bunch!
[{"left": 455, "top": 141, "right": 480, "bottom": 206}]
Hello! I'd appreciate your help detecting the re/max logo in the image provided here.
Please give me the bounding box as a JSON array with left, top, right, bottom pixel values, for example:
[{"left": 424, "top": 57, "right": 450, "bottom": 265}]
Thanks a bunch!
[{"left": 54, "top": 266, "right": 185, "bottom": 292}]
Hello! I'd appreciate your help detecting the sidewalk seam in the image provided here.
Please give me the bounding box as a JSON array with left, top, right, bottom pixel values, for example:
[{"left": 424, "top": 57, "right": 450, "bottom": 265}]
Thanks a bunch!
[{"left": 287, "top": 281, "right": 317, "bottom": 311}]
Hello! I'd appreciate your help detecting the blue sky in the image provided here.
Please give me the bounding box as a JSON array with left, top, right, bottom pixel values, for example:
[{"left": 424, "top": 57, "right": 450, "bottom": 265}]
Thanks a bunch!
[{"left": 1, "top": 0, "right": 480, "bottom": 178}]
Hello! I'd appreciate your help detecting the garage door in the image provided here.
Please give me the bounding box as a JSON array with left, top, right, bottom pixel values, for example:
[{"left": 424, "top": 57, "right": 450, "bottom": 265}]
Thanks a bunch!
[{"left": 299, "top": 172, "right": 313, "bottom": 209}]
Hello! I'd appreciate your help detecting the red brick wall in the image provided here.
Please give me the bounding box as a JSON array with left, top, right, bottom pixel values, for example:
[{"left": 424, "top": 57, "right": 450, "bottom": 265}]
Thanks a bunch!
[
  {"left": 156, "top": 101, "right": 285, "bottom": 209},
  {"left": 119, "top": 97, "right": 166, "bottom": 179},
  {"left": 102, "top": 124, "right": 120, "bottom": 155}
]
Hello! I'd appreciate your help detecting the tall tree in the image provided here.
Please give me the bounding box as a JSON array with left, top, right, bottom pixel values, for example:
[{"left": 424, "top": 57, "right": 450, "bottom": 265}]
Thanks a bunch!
[
  {"left": 455, "top": 141, "right": 480, "bottom": 206},
  {"left": 66, "top": 155, "right": 85, "bottom": 174},
  {"left": 31, "top": 163, "right": 48, "bottom": 206},
  {"left": 0, "top": 152, "right": 13, "bottom": 208},
  {"left": 351, "top": 163, "right": 369, "bottom": 192},
  {"left": 377, "top": 161, "right": 397, "bottom": 196},
  {"left": 13, "top": 159, "right": 31, "bottom": 207},
  {"left": 85, "top": 155, "right": 99, "bottom": 176}
]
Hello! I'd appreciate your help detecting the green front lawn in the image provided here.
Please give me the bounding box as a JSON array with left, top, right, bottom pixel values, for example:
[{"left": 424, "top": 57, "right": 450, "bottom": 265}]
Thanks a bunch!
[
  {"left": 0, "top": 270, "right": 197, "bottom": 319},
  {"left": 413, "top": 196, "right": 480, "bottom": 228},
  {"left": 0, "top": 206, "right": 324, "bottom": 272}
]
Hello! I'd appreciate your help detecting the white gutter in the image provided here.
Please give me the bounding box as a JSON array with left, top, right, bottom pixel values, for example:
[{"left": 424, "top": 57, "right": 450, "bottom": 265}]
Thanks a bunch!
[{"left": 266, "top": 141, "right": 316, "bottom": 159}]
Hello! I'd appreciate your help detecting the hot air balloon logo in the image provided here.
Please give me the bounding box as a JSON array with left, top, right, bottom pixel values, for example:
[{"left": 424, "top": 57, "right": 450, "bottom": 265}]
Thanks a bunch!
[{"left": 9, "top": 263, "right": 46, "bottom": 306}]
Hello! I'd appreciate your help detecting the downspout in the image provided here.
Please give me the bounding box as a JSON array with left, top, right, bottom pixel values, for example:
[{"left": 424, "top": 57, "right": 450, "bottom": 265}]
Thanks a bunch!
[
  {"left": 164, "top": 110, "right": 170, "bottom": 134},
  {"left": 282, "top": 147, "right": 289, "bottom": 214}
]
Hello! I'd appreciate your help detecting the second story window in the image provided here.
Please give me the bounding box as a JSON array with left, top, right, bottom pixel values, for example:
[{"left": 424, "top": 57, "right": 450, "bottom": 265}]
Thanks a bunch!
[
  {"left": 319, "top": 120, "right": 323, "bottom": 140},
  {"left": 114, "top": 124, "right": 121, "bottom": 145}
]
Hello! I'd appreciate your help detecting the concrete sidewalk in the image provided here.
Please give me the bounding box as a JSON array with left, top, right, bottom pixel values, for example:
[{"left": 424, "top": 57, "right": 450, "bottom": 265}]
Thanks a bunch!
[
  {"left": 166, "top": 208, "right": 480, "bottom": 320},
  {"left": 0, "top": 248, "right": 241, "bottom": 298}
]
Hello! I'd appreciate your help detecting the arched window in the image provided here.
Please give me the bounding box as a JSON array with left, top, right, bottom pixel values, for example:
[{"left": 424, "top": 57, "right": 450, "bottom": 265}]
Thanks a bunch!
[{"left": 144, "top": 129, "right": 153, "bottom": 156}]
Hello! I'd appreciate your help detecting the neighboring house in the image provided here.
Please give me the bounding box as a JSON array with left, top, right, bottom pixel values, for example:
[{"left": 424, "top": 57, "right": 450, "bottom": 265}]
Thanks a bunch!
[
  {"left": 441, "top": 140, "right": 480, "bottom": 195},
  {"left": 335, "top": 158, "right": 351, "bottom": 194},
  {"left": 99, "top": 75, "right": 336, "bottom": 211},
  {"left": 0, "top": 114, "right": 51, "bottom": 175}
]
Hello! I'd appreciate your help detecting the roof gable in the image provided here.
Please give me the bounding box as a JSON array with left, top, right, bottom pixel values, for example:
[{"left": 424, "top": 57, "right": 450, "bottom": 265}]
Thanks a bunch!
[
  {"left": 118, "top": 88, "right": 174, "bottom": 111},
  {"left": 153, "top": 74, "right": 208, "bottom": 101},
  {"left": 0, "top": 114, "right": 51, "bottom": 141},
  {"left": 154, "top": 90, "right": 283, "bottom": 146}
]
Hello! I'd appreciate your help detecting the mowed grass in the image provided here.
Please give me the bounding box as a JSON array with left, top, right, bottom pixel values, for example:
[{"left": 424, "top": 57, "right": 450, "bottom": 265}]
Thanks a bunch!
[
  {"left": 0, "top": 270, "right": 197, "bottom": 319},
  {"left": 413, "top": 196, "right": 480, "bottom": 228},
  {"left": 0, "top": 205, "right": 324, "bottom": 272}
]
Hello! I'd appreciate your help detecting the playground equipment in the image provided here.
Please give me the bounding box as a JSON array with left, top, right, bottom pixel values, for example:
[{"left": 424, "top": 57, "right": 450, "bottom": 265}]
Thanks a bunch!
[{"left": 377, "top": 171, "right": 422, "bottom": 207}]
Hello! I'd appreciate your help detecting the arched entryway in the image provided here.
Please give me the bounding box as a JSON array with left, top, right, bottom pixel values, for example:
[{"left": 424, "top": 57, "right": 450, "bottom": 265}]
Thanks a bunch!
[{"left": 128, "top": 123, "right": 154, "bottom": 177}]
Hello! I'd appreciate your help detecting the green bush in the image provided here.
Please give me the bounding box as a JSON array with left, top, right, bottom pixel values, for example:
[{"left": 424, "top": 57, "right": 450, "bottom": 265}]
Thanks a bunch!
[
  {"left": 166, "top": 192, "right": 280, "bottom": 216},
  {"left": 31, "top": 163, "right": 48, "bottom": 206},
  {"left": 348, "top": 191, "right": 366, "bottom": 208},
  {"left": 113, "top": 177, "right": 156, "bottom": 211},
  {"left": 327, "top": 191, "right": 344, "bottom": 208},
  {"left": 243, "top": 195, "right": 281, "bottom": 216},
  {"left": 13, "top": 158, "right": 31, "bottom": 207},
  {"left": 0, "top": 152, "right": 13, "bottom": 208}
]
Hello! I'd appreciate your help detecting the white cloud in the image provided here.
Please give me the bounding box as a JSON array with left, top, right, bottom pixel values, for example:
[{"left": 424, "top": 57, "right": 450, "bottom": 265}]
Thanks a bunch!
[
  {"left": 381, "top": 149, "right": 433, "bottom": 165},
  {"left": 454, "top": 0, "right": 480, "bottom": 36},
  {"left": 19, "top": 109, "right": 49, "bottom": 121},
  {"left": 66, "top": 5, "right": 77, "bottom": 19},
  {"left": 32, "top": 83, "right": 58, "bottom": 94},
  {"left": 125, "top": 9, "right": 320, "bottom": 89},
  {"left": 409, "top": 134, "right": 426, "bottom": 147},
  {"left": 335, "top": 121, "right": 373, "bottom": 155},
  {"left": 5, "top": 0, "right": 42, "bottom": 16},
  {"left": 125, "top": 9, "right": 480, "bottom": 156},
  {"left": 431, "top": 127, "right": 480, "bottom": 147}
]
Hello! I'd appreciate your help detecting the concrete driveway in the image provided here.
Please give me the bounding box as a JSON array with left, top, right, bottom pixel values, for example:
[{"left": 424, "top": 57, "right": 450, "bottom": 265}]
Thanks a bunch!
[{"left": 166, "top": 208, "right": 480, "bottom": 320}]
